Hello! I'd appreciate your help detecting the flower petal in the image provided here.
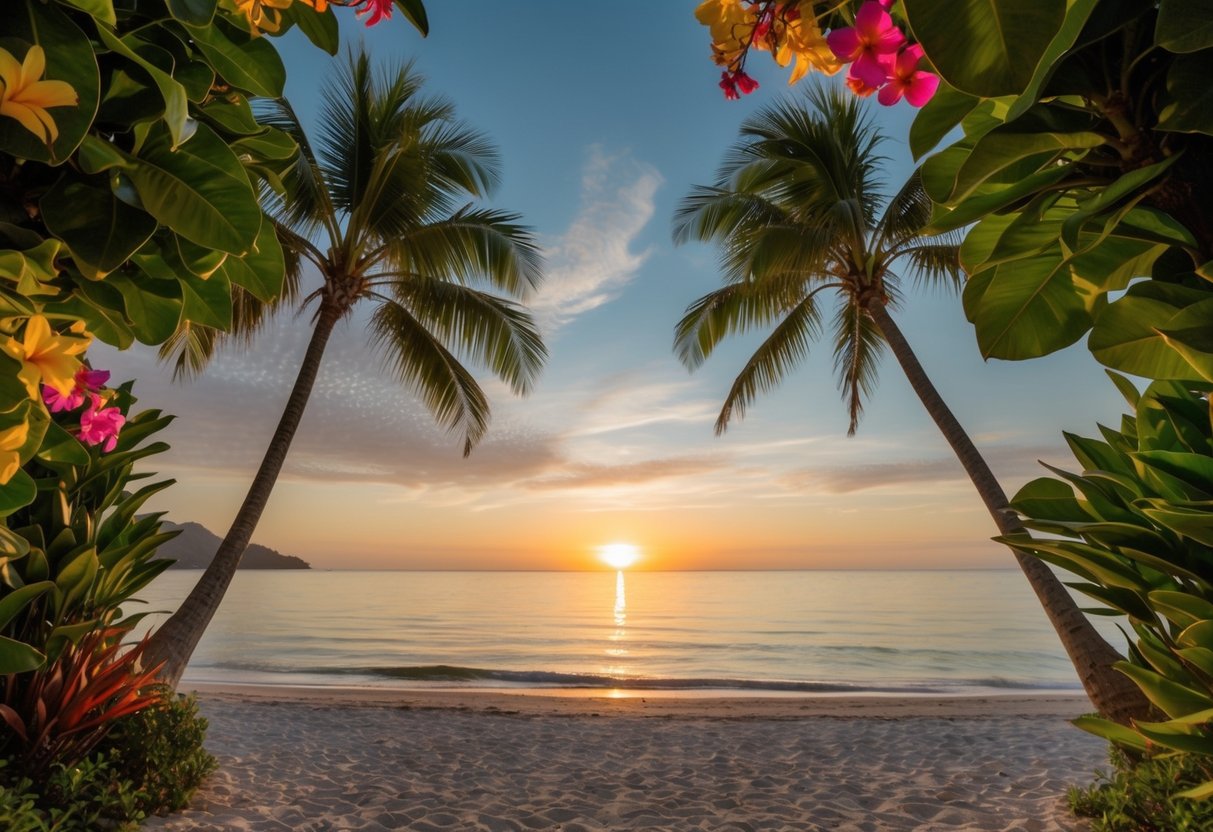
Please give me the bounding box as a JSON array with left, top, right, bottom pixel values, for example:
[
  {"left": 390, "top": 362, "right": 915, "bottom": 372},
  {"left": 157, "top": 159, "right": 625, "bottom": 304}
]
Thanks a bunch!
[
  {"left": 905, "top": 72, "right": 941, "bottom": 107},
  {"left": 826, "top": 27, "right": 862, "bottom": 61}
]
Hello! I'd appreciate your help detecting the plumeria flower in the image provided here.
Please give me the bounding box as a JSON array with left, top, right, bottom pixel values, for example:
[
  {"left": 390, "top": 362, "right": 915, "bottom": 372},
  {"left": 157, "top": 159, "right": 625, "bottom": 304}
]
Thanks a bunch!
[
  {"left": 0, "top": 45, "right": 78, "bottom": 144},
  {"left": 0, "top": 420, "right": 29, "bottom": 484},
  {"left": 844, "top": 61, "right": 883, "bottom": 98},
  {"left": 826, "top": 1, "right": 905, "bottom": 87},
  {"left": 42, "top": 366, "right": 110, "bottom": 413},
  {"left": 353, "top": 0, "right": 394, "bottom": 27},
  {"left": 78, "top": 394, "right": 125, "bottom": 453},
  {"left": 877, "top": 44, "right": 939, "bottom": 107},
  {"left": 233, "top": 0, "right": 293, "bottom": 34},
  {"left": 2, "top": 315, "right": 90, "bottom": 399}
]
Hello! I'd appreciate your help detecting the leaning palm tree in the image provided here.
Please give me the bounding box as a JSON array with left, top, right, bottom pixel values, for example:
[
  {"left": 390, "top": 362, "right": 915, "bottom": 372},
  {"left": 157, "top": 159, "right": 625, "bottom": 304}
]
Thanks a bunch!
[
  {"left": 674, "top": 85, "right": 1148, "bottom": 723},
  {"left": 144, "top": 51, "right": 546, "bottom": 687}
]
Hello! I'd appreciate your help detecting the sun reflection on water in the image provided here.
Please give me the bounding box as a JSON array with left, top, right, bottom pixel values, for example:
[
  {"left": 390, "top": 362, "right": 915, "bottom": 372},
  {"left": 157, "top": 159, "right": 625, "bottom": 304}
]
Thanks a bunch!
[{"left": 603, "top": 570, "right": 629, "bottom": 673}]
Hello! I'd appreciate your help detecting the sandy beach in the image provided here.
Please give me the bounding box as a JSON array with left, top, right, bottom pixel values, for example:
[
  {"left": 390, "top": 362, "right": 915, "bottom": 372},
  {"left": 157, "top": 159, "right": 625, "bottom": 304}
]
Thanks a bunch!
[{"left": 141, "top": 685, "right": 1106, "bottom": 831}]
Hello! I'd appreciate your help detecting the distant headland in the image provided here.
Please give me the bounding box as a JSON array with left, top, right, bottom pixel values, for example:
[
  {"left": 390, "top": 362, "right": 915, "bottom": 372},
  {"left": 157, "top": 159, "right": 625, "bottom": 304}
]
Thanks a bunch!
[{"left": 155, "top": 522, "right": 311, "bottom": 570}]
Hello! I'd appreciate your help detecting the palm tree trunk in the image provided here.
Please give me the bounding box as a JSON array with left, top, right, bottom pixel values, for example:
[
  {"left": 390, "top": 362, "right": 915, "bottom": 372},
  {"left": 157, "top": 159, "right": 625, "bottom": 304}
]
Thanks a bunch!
[
  {"left": 144, "top": 302, "right": 344, "bottom": 689},
  {"left": 864, "top": 301, "right": 1151, "bottom": 724}
]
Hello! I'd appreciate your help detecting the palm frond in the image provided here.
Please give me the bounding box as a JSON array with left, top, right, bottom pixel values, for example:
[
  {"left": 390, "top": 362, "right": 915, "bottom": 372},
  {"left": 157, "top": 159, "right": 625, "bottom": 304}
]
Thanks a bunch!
[
  {"left": 369, "top": 301, "right": 492, "bottom": 457},
  {"left": 255, "top": 98, "right": 337, "bottom": 240},
  {"left": 392, "top": 278, "right": 546, "bottom": 395},
  {"left": 896, "top": 243, "right": 963, "bottom": 294},
  {"left": 379, "top": 207, "right": 543, "bottom": 297},
  {"left": 714, "top": 294, "right": 823, "bottom": 434},
  {"left": 832, "top": 300, "right": 885, "bottom": 435}
]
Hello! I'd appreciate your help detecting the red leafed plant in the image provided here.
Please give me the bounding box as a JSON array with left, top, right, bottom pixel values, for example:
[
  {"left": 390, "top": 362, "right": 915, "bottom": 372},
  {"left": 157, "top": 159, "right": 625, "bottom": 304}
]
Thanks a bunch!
[{"left": 0, "top": 627, "right": 166, "bottom": 777}]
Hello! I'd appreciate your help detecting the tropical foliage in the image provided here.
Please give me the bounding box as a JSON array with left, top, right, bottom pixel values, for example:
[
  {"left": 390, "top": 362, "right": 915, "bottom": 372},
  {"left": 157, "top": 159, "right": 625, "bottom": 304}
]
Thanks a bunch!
[
  {"left": 142, "top": 50, "right": 546, "bottom": 687},
  {"left": 0, "top": 383, "right": 178, "bottom": 775},
  {"left": 0, "top": 0, "right": 427, "bottom": 516},
  {"left": 902, "top": 0, "right": 1212, "bottom": 374},
  {"left": 1007, "top": 378, "right": 1213, "bottom": 798}
]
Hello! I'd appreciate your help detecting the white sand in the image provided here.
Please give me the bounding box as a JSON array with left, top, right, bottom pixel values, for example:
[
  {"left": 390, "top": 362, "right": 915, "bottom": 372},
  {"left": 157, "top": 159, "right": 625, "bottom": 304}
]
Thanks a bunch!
[{"left": 142, "top": 686, "right": 1106, "bottom": 832}]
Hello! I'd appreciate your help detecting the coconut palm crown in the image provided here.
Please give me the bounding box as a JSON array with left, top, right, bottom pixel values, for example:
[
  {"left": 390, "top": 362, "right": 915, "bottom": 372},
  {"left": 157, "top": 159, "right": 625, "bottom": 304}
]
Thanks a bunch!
[
  {"left": 145, "top": 50, "right": 546, "bottom": 686},
  {"left": 674, "top": 84, "right": 959, "bottom": 436}
]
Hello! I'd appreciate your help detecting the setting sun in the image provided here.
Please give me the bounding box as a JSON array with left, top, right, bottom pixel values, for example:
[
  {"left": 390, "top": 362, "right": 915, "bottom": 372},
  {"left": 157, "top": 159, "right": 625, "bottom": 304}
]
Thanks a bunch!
[{"left": 597, "top": 543, "right": 641, "bottom": 570}]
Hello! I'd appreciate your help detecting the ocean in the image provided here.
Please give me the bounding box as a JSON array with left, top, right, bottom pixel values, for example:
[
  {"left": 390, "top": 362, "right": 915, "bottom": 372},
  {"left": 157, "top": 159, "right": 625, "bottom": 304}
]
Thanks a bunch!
[{"left": 135, "top": 569, "right": 1115, "bottom": 695}]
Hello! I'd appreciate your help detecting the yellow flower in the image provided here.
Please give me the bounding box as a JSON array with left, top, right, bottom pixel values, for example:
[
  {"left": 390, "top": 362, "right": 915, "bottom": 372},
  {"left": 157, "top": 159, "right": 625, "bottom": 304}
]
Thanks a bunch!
[
  {"left": 783, "top": 13, "right": 844, "bottom": 83},
  {"left": 1, "top": 315, "right": 90, "bottom": 398},
  {"left": 232, "top": 0, "right": 295, "bottom": 34},
  {"left": 0, "top": 420, "right": 29, "bottom": 484},
  {"left": 697, "top": 0, "right": 756, "bottom": 68},
  {"left": 0, "top": 46, "right": 78, "bottom": 144}
]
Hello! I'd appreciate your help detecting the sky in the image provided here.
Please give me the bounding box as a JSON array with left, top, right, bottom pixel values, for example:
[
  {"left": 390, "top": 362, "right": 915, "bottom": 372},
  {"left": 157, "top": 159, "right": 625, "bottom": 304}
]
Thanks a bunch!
[{"left": 95, "top": 2, "right": 1131, "bottom": 571}]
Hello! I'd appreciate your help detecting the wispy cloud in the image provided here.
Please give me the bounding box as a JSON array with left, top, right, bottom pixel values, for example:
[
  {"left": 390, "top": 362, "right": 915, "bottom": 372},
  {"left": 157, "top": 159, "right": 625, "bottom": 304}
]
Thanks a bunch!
[{"left": 530, "top": 146, "right": 662, "bottom": 329}]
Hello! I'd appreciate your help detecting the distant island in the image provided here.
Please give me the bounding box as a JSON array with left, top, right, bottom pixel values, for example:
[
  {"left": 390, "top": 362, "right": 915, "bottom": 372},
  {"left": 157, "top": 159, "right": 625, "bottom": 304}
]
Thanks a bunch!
[{"left": 154, "top": 522, "right": 311, "bottom": 570}]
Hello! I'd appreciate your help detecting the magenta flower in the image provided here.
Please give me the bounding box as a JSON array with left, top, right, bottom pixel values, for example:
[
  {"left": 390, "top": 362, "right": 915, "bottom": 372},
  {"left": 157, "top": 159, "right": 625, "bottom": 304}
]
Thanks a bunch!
[
  {"left": 353, "top": 0, "right": 392, "bottom": 27},
  {"left": 844, "top": 61, "right": 882, "bottom": 98},
  {"left": 827, "top": 1, "right": 905, "bottom": 86},
  {"left": 78, "top": 394, "right": 124, "bottom": 453},
  {"left": 43, "top": 383, "right": 84, "bottom": 413},
  {"left": 733, "top": 70, "right": 760, "bottom": 95},
  {"left": 41, "top": 367, "right": 111, "bottom": 413},
  {"left": 877, "top": 44, "right": 939, "bottom": 107}
]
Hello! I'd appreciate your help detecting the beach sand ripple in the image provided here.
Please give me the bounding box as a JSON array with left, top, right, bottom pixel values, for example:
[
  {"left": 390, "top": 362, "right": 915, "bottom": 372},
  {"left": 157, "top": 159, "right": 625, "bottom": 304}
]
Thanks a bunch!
[{"left": 142, "top": 692, "right": 1103, "bottom": 831}]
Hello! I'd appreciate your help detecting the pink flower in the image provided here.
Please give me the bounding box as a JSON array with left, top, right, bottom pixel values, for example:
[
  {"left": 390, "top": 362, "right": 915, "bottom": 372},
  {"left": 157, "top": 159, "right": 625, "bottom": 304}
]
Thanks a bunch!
[
  {"left": 844, "top": 62, "right": 882, "bottom": 98},
  {"left": 827, "top": 1, "right": 905, "bottom": 87},
  {"left": 733, "top": 70, "right": 760, "bottom": 95},
  {"left": 877, "top": 44, "right": 939, "bottom": 107},
  {"left": 41, "top": 367, "right": 111, "bottom": 413},
  {"left": 353, "top": 0, "right": 392, "bottom": 27},
  {"left": 77, "top": 368, "right": 110, "bottom": 390},
  {"left": 78, "top": 394, "right": 124, "bottom": 453},
  {"left": 719, "top": 71, "right": 740, "bottom": 100},
  {"left": 43, "top": 383, "right": 84, "bottom": 412}
]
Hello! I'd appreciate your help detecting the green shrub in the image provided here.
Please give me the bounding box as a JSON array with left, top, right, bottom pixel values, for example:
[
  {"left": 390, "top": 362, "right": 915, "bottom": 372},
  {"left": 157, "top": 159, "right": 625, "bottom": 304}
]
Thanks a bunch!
[
  {"left": 1071, "top": 749, "right": 1213, "bottom": 832},
  {"left": 101, "top": 693, "right": 217, "bottom": 816},
  {"left": 0, "top": 694, "right": 214, "bottom": 830}
]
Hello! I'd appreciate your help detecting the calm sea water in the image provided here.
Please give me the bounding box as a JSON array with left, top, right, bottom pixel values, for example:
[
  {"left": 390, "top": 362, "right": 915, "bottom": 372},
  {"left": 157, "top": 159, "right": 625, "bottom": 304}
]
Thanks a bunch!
[{"left": 133, "top": 570, "right": 1117, "bottom": 694}]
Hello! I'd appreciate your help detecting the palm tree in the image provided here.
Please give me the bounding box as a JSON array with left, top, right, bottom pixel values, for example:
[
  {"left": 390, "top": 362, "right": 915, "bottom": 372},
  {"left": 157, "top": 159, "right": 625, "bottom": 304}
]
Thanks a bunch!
[
  {"left": 673, "top": 85, "right": 1148, "bottom": 723},
  {"left": 143, "top": 51, "right": 546, "bottom": 688}
]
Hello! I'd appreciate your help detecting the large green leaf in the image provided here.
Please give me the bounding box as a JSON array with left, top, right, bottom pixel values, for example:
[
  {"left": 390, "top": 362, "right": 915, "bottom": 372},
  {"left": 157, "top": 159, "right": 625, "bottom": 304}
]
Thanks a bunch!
[
  {"left": 217, "top": 216, "right": 284, "bottom": 303},
  {"left": 1119, "top": 661, "right": 1213, "bottom": 717},
  {"left": 282, "top": 2, "right": 339, "bottom": 55},
  {"left": 106, "top": 271, "right": 184, "bottom": 345},
  {"left": 1010, "top": 477, "right": 1091, "bottom": 521},
  {"left": 904, "top": 0, "right": 1065, "bottom": 97},
  {"left": 0, "top": 470, "right": 36, "bottom": 517},
  {"left": 166, "top": 0, "right": 217, "bottom": 25},
  {"left": 394, "top": 0, "right": 429, "bottom": 36},
  {"left": 36, "top": 421, "right": 88, "bottom": 467},
  {"left": 928, "top": 164, "right": 1072, "bottom": 233},
  {"left": 40, "top": 174, "right": 156, "bottom": 276},
  {"left": 1156, "top": 0, "right": 1213, "bottom": 54},
  {"left": 0, "top": 1, "right": 100, "bottom": 165},
  {"left": 909, "top": 82, "right": 979, "bottom": 161},
  {"left": 1158, "top": 324, "right": 1213, "bottom": 383},
  {"left": 1004, "top": 0, "right": 1101, "bottom": 121},
  {"left": 949, "top": 129, "right": 1104, "bottom": 203},
  {"left": 1090, "top": 285, "right": 1213, "bottom": 380},
  {"left": 1072, "top": 714, "right": 1150, "bottom": 751},
  {"left": 127, "top": 122, "right": 261, "bottom": 254},
  {"left": 178, "top": 270, "right": 233, "bottom": 330},
  {"left": 0, "top": 635, "right": 44, "bottom": 674},
  {"left": 1139, "top": 501, "right": 1213, "bottom": 547},
  {"left": 1158, "top": 50, "right": 1213, "bottom": 135},
  {"left": 95, "top": 26, "right": 189, "bottom": 148},
  {"left": 0, "top": 580, "right": 54, "bottom": 630},
  {"left": 57, "top": 0, "right": 116, "bottom": 25},
  {"left": 184, "top": 17, "right": 286, "bottom": 98},
  {"left": 963, "top": 246, "right": 1095, "bottom": 359}
]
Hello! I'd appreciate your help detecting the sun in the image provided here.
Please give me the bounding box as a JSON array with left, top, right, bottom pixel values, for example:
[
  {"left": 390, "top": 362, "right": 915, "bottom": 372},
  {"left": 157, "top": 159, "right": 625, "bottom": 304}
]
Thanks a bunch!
[{"left": 598, "top": 542, "right": 641, "bottom": 570}]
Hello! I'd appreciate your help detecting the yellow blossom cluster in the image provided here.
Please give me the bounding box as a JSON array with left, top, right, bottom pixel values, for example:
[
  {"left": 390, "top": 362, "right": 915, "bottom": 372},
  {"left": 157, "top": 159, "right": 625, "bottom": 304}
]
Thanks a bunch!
[
  {"left": 230, "top": 0, "right": 329, "bottom": 34},
  {"left": 696, "top": 0, "right": 842, "bottom": 85}
]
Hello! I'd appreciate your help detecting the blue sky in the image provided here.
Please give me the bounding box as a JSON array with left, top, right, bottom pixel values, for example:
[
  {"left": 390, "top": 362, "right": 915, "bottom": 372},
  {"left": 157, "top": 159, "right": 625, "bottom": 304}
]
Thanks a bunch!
[{"left": 95, "top": 2, "right": 1129, "bottom": 570}]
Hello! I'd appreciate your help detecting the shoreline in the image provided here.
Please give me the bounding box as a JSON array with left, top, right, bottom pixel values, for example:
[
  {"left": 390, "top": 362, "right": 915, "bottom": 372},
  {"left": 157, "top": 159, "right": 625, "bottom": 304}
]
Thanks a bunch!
[{"left": 182, "top": 681, "right": 1093, "bottom": 720}]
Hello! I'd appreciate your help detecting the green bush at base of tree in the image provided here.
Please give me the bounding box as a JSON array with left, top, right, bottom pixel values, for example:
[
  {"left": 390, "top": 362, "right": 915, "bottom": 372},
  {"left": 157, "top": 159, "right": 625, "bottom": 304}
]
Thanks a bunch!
[
  {"left": 0, "top": 694, "right": 215, "bottom": 831},
  {"left": 1072, "top": 748, "right": 1213, "bottom": 832}
]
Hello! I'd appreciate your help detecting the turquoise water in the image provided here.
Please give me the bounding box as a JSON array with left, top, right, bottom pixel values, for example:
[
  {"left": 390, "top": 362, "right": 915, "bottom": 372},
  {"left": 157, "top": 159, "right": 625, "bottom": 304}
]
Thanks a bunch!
[{"left": 134, "top": 570, "right": 1117, "bottom": 694}]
